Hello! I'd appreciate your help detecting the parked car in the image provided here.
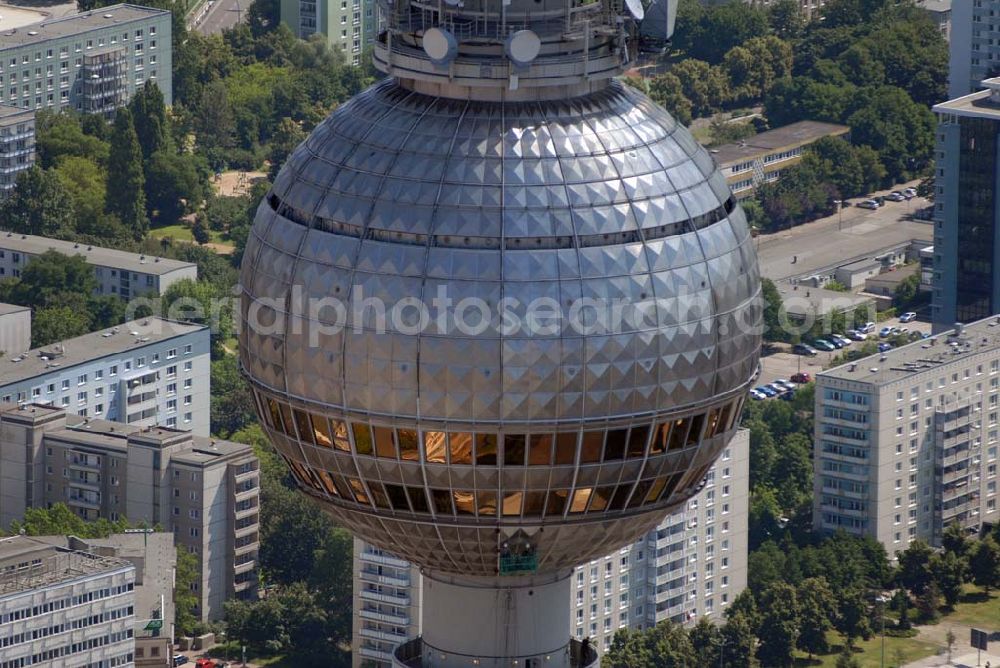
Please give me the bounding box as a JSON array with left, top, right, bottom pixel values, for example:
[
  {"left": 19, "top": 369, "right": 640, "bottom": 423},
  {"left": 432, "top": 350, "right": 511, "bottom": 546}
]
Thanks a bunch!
[
  {"left": 793, "top": 343, "right": 818, "bottom": 356},
  {"left": 886, "top": 191, "right": 906, "bottom": 202},
  {"left": 774, "top": 379, "right": 797, "bottom": 392},
  {"left": 791, "top": 372, "right": 812, "bottom": 383},
  {"left": 830, "top": 334, "right": 852, "bottom": 347},
  {"left": 174, "top": 657, "right": 190, "bottom": 668},
  {"left": 857, "top": 199, "right": 880, "bottom": 210},
  {"left": 879, "top": 326, "right": 894, "bottom": 338},
  {"left": 860, "top": 322, "right": 876, "bottom": 334},
  {"left": 812, "top": 339, "right": 836, "bottom": 352},
  {"left": 846, "top": 329, "right": 867, "bottom": 341},
  {"left": 903, "top": 187, "right": 917, "bottom": 199},
  {"left": 900, "top": 311, "right": 917, "bottom": 323},
  {"left": 878, "top": 342, "right": 893, "bottom": 353},
  {"left": 767, "top": 383, "right": 790, "bottom": 395},
  {"left": 750, "top": 389, "right": 767, "bottom": 401},
  {"left": 756, "top": 385, "right": 778, "bottom": 398}
]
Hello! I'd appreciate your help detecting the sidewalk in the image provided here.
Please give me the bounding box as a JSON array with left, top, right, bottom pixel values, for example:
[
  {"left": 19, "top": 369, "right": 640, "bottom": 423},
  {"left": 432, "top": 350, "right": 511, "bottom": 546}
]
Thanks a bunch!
[{"left": 905, "top": 650, "right": 1000, "bottom": 667}]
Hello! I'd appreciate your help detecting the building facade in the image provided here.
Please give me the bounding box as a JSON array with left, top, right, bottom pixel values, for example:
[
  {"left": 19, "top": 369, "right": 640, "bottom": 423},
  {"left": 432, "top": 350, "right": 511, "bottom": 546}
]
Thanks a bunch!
[
  {"left": 932, "top": 78, "right": 1000, "bottom": 330},
  {"left": 279, "top": 0, "right": 376, "bottom": 65},
  {"left": 813, "top": 317, "right": 1000, "bottom": 553},
  {"left": 0, "top": 233, "right": 197, "bottom": 299},
  {"left": 949, "top": 0, "right": 998, "bottom": 99},
  {"left": 0, "top": 303, "right": 31, "bottom": 357},
  {"left": 0, "top": 105, "right": 34, "bottom": 196},
  {"left": 353, "top": 430, "right": 750, "bottom": 666},
  {"left": 0, "top": 534, "right": 136, "bottom": 668},
  {"left": 0, "top": 317, "right": 211, "bottom": 436},
  {"left": 0, "top": 4, "right": 171, "bottom": 116},
  {"left": 712, "top": 121, "right": 850, "bottom": 201},
  {"left": 0, "top": 405, "right": 260, "bottom": 622}
]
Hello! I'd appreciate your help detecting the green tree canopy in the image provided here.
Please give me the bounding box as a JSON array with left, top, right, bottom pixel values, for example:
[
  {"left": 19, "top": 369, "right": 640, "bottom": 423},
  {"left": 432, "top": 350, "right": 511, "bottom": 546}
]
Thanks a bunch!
[{"left": 106, "top": 107, "right": 148, "bottom": 240}]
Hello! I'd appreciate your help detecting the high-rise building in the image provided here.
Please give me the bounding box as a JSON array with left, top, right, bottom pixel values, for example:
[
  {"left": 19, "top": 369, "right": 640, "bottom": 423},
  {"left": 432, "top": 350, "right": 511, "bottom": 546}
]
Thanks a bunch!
[
  {"left": 0, "top": 534, "right": 137, "bottom": 668},
  {"left": 32, "top": 531, "right": 177, "bottom": 667},
  {"left": 932, "top": 77, "right": 1000, "bottom": 330},
  {"left": 279, "top": 0, "right": 376, "bottom": 66},
  {"left": 0, "top": 403, "right": 260, "bottom": 621},
  {"left": 949, "top": 0, "right": 1000, "bottom": 99},
  {"left": 0, "top": 233, "right": 197, "bottom": 298},
  {"left": 813, "top": 317, "right": 1000, "bottom": 552},
  {"left": 0, "top": 317, "right": 211, "bottom": 436},
  {"left": 0, "top": 5, "right": 172, "bottom": 115},
  {"left": 352, "top": 430, "right": 750, "bottom": 666},
  {"left": 0, "top": 105, "right": 34, "bottom": 196},
  {"left": 239, "top": 0, "right": 761, "bottom": 663}
]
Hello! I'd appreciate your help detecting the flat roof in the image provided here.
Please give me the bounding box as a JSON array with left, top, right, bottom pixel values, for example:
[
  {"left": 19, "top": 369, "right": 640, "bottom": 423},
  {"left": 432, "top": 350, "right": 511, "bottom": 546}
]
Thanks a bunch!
[
  {"left": 934, "top": 79, "right": 1000, "bottom": 119},
  {"left": 712, "top": 121, "right": 850, "bottom": 167},
  {"left": 778, "top": 284, "right": 874, "bottom": 318},
  {"left": 0, "top": 232, "right": 195, "bottom": 276},
  {"left": 0, "top": 535, "right": 131, "bottom": 597},
  {"left": 0, "top": 302, "right": 29, "bottom": 316},
  {"left": 0, "top": 317, "right": 206, "bottom": 387},
  {"left": 0, "top": 4, "right": 50, "bottom": 32},
  {"left": 821, "top": 316, "right": 1000, "bottom": 385},
  {"left": 0, "top": 4, "right": 168, "bottom": 51},
  {"left": 838, "top": 258, "right": 882, "bottom": 272},
  {"left": 918, "top": 0, "right": 951, "bottom": 13}
]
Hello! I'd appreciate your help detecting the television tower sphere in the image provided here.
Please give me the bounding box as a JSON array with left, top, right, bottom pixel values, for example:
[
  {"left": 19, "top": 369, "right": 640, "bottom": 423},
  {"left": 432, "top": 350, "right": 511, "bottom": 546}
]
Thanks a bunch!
[{"left": 239, "top": 0, "right": 761, "bottom": 664}]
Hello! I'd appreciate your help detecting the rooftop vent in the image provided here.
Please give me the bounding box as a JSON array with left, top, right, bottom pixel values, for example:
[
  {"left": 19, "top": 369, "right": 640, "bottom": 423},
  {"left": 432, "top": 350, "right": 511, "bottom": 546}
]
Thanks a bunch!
[
  {"left": 27, "top": 31, "right": 37, "bottom": 36},
  {"left": 870, "top": 367, "right": 879, "bottom": 373},
  {"left": 848, "top": 363, "right": 857, "bottom": 372}
]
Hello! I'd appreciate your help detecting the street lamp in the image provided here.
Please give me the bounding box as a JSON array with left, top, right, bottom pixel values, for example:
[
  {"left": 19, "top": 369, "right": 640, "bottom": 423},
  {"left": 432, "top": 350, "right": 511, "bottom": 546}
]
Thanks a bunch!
[
  {"left": 876, "top": 595, "right": 889, "bottom": 668},
  {"left": 834, "top": 200, "right": 844, "bottom": 231}
]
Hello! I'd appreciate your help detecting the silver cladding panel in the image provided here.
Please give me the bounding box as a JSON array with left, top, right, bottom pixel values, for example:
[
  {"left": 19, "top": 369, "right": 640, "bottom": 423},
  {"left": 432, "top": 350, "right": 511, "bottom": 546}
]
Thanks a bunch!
[{"left": 239, "top": 79, "right": 762, "bottom": 574}]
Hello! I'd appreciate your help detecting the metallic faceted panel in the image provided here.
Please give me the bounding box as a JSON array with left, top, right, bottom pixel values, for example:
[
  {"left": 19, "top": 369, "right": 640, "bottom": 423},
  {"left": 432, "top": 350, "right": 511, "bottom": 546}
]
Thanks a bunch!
[{"left": 239, "top": 78, "right": 762, "bottom": 575}]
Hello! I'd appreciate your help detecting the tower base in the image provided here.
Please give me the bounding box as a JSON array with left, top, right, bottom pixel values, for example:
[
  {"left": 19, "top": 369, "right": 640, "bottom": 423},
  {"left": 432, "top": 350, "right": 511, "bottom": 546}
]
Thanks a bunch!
[{"left": 391, "top": 571, "right": 598, "bottom": 668}]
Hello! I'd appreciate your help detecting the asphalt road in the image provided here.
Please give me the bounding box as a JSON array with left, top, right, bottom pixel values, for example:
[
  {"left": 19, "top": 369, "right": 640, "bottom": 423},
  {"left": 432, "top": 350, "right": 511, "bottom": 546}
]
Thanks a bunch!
[
  {"left": 190, "top": 0, "right": 244, "bottom": 35},
  {"left": 756, "top": 181, "right": 934, "bottom": 283}
]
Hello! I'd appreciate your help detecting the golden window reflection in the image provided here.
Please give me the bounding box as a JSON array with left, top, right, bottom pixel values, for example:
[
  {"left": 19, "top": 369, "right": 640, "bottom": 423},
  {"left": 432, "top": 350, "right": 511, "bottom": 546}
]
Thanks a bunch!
[
  {"left": 352, "top": 423, "right": 373, "bottom": 456},
  {"left": 501, "top": 491, "right": 523, "bottom": 516},
  {"left": 569, "top": 487, "right": 593, "bottom": 513},
  {"left": 528, "top": 435, "right": 553, "bottom": 466},
  {"left": 453, "top": 490, "right": 476, "bottom": 515},
  {"left": 397, "top": 429, "right": 420, "bottom": 461},
  {"left": 311, "top": 414, "right": 333, "bottom": 448},
  {"left": 373, "top": 426, "right": 396, "bottom": 458},
  {"left": 423, "top": 431, "right": 448, "bottom": 463},
  {"left": 331, "top": 420, "right": 351, "bottom": 452},
  {"left": 450, "top": 432, "right": 473, "bottom": 464}
]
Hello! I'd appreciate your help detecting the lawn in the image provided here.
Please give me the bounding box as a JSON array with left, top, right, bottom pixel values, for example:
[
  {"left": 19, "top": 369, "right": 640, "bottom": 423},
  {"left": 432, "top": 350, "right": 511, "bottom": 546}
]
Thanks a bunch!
[
  {"left": 940, "top": 585, "right": 1000, "bottom": 628},
  {"left": 793, "top": 630, "right": 939, "bottom": 668},
  {"left": 149, "top": 223, "right": 233, "bottom": 248}
]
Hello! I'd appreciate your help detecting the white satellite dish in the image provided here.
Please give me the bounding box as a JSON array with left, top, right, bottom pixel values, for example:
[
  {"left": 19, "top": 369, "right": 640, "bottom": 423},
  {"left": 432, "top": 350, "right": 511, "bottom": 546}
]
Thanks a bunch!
[
  {"left": 505, "top": 30, "right": 541, "bottom": 68},
  {"left": 625, "top": 0, "right": 645, "bottom": 21},
  {"left": 423, "top": 27, "right": 458, "bottom": 66}
]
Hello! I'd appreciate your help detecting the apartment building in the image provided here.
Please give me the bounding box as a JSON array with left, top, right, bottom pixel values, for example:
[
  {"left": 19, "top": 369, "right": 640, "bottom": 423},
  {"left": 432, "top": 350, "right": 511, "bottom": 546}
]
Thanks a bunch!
[
  {"left": 949, "top": 0, "right": 999, "bottom": 98},
  {"left": 0, "top": 232, "right": 197, "bottom": 298},
  {"left": 279, "top": 0, "right": 376, "bottom": 65},
  {"left": 814, "top": 317, "right": 1000, "bottom": 552},
  {"left": 0, "top": 317, "right": 211, "bottom": 436},
  {"left": 0, "top": 404, "right": 261, "bottom": 621},
  {"left": 352, "top": 430, "right": 750, "bottom": 666},
  {"left": 0, "top": 4, "right": 171, "bottom": 116},
  {"left": 0, "top": 303, "right": 30, "bottom": 357},
  {"left": 712, "top": 120, "right": 850, "bottom": 201},
  {"left": 34, "top": 532, "right": 176, "bottom": 668},
  {"left": 0, "top": 534, "right": 136, "bottom": 668},
  {"left": 0, "top": 104, "right": 34, "bottom": 196}
]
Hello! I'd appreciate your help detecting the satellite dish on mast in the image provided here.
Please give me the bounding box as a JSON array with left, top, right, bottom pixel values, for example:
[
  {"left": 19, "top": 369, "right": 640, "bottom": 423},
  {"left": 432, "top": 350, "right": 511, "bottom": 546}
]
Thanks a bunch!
[
  {"left": 505, "top": 30, "right": 541, "bottom": 68},
  {"left": 624, "top": 0, "right": 644, "bottom": 21},
  {"left": 423, "top": 27, "right": 458, "bottom": 66}
]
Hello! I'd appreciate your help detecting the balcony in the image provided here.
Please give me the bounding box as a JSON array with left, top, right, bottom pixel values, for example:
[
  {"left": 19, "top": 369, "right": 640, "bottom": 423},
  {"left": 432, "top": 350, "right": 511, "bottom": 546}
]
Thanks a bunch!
[
  {"left": 360, "top": 626, "right": 408, "bottom": 643},
  {"left": 234, "top": 538, "right": 259, "bottom": 555},
  {"left": 359, "top": 589, "right": 410, "bottom": 606},
  {"left": 359, "top": 646, "right": 396, "bottom": 663},
  {"left": 67, "top": 493, "right": 101, "bottom": 508},
  {"left": 69, "top": 456, "right": 101, "bottom": 471},
  {"left": 392, "top": 637, "right": 599, "bottom": 668},
  {"left": 234, "top": 559, "right": 256, "bottom": 575},
  {"left": 361, "top": 551, "right": 410, "bottom": 568},
  {"left": 360, "top": 608, "right": 410, "bottom": 625},
  {"left": 359, "top": 568, "right": 410, "bottom": 588}
]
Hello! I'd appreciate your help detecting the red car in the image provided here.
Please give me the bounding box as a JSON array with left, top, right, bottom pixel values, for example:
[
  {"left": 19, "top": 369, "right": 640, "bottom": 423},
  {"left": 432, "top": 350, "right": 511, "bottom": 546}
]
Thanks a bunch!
[{"left": 791, "top": 372, "right": 811, "bottom": 384}]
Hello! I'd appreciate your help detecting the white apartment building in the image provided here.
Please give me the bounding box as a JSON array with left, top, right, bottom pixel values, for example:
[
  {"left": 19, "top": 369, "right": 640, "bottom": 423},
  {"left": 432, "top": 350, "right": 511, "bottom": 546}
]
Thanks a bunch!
[
  {"left": 352, "top": 430, "right": 750, "bottom": 666},
  {"left": 0, "top": 233, "right": 197, "bottom": 299},
  {"left": 0, "top": 535, "right": 136, "bottom": 668},
  {"left": 814, "top": 317, "right": 1000, "bottom": 552},
  {"left": 0, "top": 317, "right": 211, "bottom": 437}
]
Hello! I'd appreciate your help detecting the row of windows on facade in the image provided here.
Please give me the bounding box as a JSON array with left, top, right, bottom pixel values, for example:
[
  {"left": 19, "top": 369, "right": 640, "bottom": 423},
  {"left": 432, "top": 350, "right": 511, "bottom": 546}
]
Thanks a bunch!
[
  {"left": 0, "top": 581, "right": 134, "bottom": 625},
  {"left": 0, "top": 604, "right": 134, "bottom": 648},
  {"left": 1, "top": 46, "right": 157, "bottom": 84},
  {"left": 0, "top": 26, "right": 157, "bottom": 67},
  {"left": 258, "top": 391, "right": 743, "bottom": 466},
  {"left": 0, "top": 631, "right": 133, "bottom": 668}
]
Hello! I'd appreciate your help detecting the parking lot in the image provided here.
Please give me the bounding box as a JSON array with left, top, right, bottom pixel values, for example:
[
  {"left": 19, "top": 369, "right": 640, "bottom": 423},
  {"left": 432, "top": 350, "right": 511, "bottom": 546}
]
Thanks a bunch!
[{"left": 756, "top": 313, "right": 933, "bottom": 390}]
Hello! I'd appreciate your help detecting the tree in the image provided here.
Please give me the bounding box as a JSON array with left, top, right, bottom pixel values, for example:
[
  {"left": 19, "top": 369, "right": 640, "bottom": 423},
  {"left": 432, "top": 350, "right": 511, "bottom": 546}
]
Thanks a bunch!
[
  {"left": 161, "top": 279, "right": 234, "bottom": 355},
  {"left": 942, "top": 522, "right": 972, "bottom": 560},
  {"left": 929, "top": 550, "right": 966, "bottom": 607},
  {"left": 761, "top": 278, "right": 787, "bottom": 343},
  {"left": 5, "top": 502, "right": 129, "bottom": 537},
  {"left": 0, "top": 166, "right": 76, "bottom": 238},
  {"left": 915, "top": 581, "right": 943, "bottom": 622},
  {"left": 969, "top": 535, "right": 1000, "bottom": 593},
  {"left": 756, "top": 582, "right": 800, "bottom": 668},
  {"left": 211, "top": 355, "right": 258, "bottom": 437},
  {"left": 773, "top": 432, "right": 813, "bottom": 511},
  {"left": 34, "top": 110, "right": 109, "bottom": 169},
  {"left": 892, "top": 274, "right": 923, "bottom": 311},
  {"left": 797, "top": 577, "right": 837, "bottom": 658},
  {"left": 721, "top": 612, "right": 759, "bottom": 668},
  {"left": 647, "top": 73, "right": 693, "bottom": 126},
  {"left": 2, "top": 251, "right": 96, "bottom": 312},
  {"left": 749, "top": 487, "right": 784, "bottom": 551},
  {"left": 768, "top": 0, "right": 805, "bottom": 39},
  {"left": 671, "top": 59, "right": 730, "bottom": 118},
  {"left": 847, "top": 86, "right": 936, "bottom": 182},
  {"left": 106, "top": 108, "right": 148, "bottom": 240},
  {"left": 146, "top": 149, "right": 206, "bottom": 223},
  {"left": 834, "top": 587, "right": 872, "bottom": 646},
  {"left": 897, "top": 540, "right": 934, "bottom": 594},
  {"left": 835, "top": 646, "right": 862, "bottom": 668},
  {"left": 130, "top": 81, "right": 170, "bottom": 160},
  {"left": 267, "top": 117, "right": 306, "bottom": 181},
  {"left": 603, "top": 621, "right": 695, "bottom": 668},
  {"left": 175, "top": 547, "right": 200, "bottom": 636},
  {"left": 31, "top": 306, "right": 91, "bottom": 347},
  {"left": 681, "top": 1, "right": 770, "bottom": 64},
  {"left": 689, "top": 617, "right": 722, "bottom": 667}
]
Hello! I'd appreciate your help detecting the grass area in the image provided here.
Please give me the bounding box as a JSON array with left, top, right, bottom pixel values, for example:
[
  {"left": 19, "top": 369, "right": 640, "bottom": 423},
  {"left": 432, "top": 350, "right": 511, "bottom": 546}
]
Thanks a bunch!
[
  {"left": 149, "top": 223, "right": 233, "bottom": 248},
  {"left": 940, "top": 585, "right": 1000, "bottom": 627},
  {"left": 793, "top": 630, "right": 938, "bottom": 668}
]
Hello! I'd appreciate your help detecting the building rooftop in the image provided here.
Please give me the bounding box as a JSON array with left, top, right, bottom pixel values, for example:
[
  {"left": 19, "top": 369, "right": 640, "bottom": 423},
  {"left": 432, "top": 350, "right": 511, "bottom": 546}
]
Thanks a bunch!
[
  {"left": 0, "top": 4, "right": 50, "bottom": 32},
  {"left": 0, "top": 535, "right": 131, "bottom": 597},
  {"left": 0, "top": 302, "right": 29, "bottom": 317},
  {"left": 778, "top": 284, "right": 874, "bottom": 319},
  {"left": 0, "top": 316, "right": 206, "bottom": 387},
  {"left": 0, "top": 231, "right": 195, "bottom": 275},
  {"left": 918, "top": 0, "right": 951, "bottom": 14},
  {"left": 711, "top": 121, "right": 850, "bottom": 167},
  {"left": 0, "top": 103, "right": 33, "bottom": 121},
  {"left": 838, "top": 258, "right": 882, "bottom": 273},
  {"left": 934, "top": 78, "right": 1000, "bottom": 118},
  {"left": 821, "top": 316, "right": 1000, "bottom": 385},
  {"left": 0, "top": 4, "right": 168, "bottom": 51}
]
